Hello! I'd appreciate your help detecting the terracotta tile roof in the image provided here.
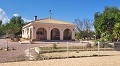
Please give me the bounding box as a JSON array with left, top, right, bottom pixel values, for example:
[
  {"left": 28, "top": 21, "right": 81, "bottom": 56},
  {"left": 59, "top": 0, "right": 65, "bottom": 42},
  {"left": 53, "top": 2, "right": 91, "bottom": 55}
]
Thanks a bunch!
[
  {"left": 34, "top": 18, "right": 75, "bottom": 25},
  {"left": 23, "top": 18, "right": 75, "bottom": 28}
]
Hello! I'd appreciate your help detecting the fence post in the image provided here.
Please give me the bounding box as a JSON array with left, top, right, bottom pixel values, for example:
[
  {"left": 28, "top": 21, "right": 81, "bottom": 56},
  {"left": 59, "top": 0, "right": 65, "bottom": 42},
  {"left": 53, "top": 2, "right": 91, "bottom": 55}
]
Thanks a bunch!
[
  {"left": 98, "top": 41, "right": 100, "bottom": 56},
  {"left": 28, "top": 40, "right": 30, "bottom": 60},
  {"left": 5, "top": 38, "right": 9, "bottom": 51},
  {"left": 67, "top": 42, "right": 69, "bottom": 58}
]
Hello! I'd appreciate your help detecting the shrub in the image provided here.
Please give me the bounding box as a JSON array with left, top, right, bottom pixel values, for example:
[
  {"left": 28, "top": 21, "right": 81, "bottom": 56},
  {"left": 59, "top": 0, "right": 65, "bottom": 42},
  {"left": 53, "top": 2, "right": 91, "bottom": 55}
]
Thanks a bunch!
[
  {"left": 75, "top": 32, "right": 80, "bottom": 40},
  {"left": 93, "top": 40, "right": 98, "bottom": 47},
  {"left": 86, "top": 43, "right": 91, "bottom": 48},
  {"left": 52, "top": 43, "right": 57, "bottom": 49},
  {"left": 94, "top": 40, "right": 113, "bottom": 48}
]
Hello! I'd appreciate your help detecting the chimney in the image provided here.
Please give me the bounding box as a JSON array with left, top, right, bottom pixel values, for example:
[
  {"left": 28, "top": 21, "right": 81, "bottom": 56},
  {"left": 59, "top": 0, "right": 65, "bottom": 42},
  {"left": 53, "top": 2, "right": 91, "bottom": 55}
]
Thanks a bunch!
[{"left": 34, "top": 16, "right": 37, "bottom": 21}]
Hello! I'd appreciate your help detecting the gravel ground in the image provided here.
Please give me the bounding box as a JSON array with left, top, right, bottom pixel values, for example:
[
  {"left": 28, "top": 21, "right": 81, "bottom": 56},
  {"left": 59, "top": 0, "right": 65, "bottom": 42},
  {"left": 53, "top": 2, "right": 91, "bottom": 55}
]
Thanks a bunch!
[
  {"left": 0, "top": 39, "right": 52, "bottom": 63},
  {"left": 0, "top": 39, "right": 89, "bottom": 63}
]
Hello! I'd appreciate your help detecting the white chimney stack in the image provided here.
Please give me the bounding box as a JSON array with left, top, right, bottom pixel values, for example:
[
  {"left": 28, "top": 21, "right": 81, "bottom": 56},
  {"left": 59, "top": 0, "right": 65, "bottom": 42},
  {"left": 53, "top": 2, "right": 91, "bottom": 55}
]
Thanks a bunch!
[{"left": 34, "top": 16, "right": 37, "bottom": 21}]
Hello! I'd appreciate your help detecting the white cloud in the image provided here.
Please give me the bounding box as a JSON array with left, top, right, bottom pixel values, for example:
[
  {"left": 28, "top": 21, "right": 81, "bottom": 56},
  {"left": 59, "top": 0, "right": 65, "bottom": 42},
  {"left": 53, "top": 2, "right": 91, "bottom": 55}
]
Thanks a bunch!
[
  {"left": 0, "top": 8, "right": 32, "bottom": 24},
  {"left": 13, "top": 13, "right": 32, "bottom": 22},
  {"left": 0, "top": 8, "right": 9, "bottom": 24},
  {"left": 13, "top": 13, "right": 20, "bottom": 17},
  {"left": 22, "top": 18, "right": 32, "bottom": 22}
]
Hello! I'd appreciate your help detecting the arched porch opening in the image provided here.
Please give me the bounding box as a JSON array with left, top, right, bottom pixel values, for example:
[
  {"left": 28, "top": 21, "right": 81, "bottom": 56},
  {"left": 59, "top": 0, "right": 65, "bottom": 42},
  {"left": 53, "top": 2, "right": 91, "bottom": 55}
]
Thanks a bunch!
[
  {"left": 63, "top": 29, "right": 72, "bottom": 40},
  {"left": 51, "top": 28, "right": 60, "bottom": 40},
  {"left": 36, "top": 28, "right": 47, "bottom": 40}
]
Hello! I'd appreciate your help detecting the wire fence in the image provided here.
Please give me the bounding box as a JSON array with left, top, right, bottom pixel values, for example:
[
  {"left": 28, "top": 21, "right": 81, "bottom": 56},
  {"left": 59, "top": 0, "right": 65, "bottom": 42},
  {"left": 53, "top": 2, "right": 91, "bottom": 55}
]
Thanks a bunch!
[{"left": 34, "top": 42, "right": 120, "bottom": 60}]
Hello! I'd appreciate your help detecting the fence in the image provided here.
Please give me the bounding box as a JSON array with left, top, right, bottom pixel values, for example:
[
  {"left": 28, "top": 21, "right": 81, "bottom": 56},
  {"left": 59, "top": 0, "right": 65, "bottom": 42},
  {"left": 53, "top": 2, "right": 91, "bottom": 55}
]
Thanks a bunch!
[{"left": 34, "top": 41, "right": 119, "bottom": 60}]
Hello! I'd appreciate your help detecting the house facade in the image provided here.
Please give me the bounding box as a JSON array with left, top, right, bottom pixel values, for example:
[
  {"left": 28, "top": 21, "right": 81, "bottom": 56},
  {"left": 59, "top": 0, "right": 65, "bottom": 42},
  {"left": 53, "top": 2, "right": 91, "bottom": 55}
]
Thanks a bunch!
[{"left": 22, "top": 16, "right": 75, "bottom": 41}]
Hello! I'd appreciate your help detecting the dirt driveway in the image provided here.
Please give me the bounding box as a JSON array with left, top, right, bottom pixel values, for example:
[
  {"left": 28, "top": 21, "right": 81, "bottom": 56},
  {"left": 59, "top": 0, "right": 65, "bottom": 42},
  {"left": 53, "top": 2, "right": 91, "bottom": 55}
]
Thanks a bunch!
[{"left": 0, "top": 55, "right": 120, "bottom": 66}]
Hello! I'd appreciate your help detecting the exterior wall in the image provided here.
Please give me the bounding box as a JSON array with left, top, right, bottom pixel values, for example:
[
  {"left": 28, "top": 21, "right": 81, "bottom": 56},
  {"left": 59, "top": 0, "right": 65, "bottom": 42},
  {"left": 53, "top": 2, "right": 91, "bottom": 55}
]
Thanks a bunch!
[
  {"left": 22, "top": 26, "right": 33, "bottom": 39},
  {"left": 22, "top": 27, "right": 29, "bottom": 39},
  {"left": 22, "top": 22, "right": 75, "bottom": 40}
]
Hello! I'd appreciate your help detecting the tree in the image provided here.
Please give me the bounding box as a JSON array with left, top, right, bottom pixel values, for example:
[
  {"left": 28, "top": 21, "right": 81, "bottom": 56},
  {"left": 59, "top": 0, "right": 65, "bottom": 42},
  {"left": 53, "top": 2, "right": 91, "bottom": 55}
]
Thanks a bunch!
[
  {"left": 113, "top": 22, "right": 120, "bottom": 41},
  {"left": 94, "top": 6, "right": 120, "bottom": 41},
  {"left": 5, "top": 16, "right": 24, "bottom": 40},
  {"left": 0, "top": 20, "right": 2, "bottom": 25},
  {"left": 74, "top": 18, "right": 84, "bottom": 32},
  {"left": 0, "top": 20, "right": 3, "bottom": 35},
  {"left": 74, "top": 18, "right": 94, "bottom": 40},
  {"left": 83, "top": 18, "right": 93, "bottom": 32},
  {"left": 74, "top": 18, "right": 84, "bottom": 39}
]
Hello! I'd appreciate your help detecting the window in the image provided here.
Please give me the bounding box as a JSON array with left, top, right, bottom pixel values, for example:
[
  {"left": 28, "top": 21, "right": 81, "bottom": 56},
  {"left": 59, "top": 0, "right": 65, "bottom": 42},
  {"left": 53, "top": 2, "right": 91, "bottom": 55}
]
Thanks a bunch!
[{"left": 22, "top": 30, "right": 24, "bottom": 34}]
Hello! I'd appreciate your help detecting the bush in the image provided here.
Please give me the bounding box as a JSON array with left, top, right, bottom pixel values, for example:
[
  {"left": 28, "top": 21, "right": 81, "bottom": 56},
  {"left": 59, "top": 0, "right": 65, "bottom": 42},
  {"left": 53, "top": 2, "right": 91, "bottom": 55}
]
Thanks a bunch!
[
  {"left": 52, "top": 43, "right": 57, "bottom": 49},
  {"left": 93, "top": 40, "right": 98, "bottom": 47},
  {"left": 86, "top": 43, "right": 91, "bottom": 48},
  {"left": 75, "top": 32, "right": 80, "bottom": 40},
  {"left": 94, "top": 40, "right": 113, "bottom": 48}
]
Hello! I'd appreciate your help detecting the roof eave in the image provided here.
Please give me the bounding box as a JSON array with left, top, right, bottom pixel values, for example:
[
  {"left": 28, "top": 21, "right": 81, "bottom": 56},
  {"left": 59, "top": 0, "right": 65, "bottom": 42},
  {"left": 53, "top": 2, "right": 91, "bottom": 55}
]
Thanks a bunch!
[{"left": 22, "top": 22, "right": 32, "bottom": 29}]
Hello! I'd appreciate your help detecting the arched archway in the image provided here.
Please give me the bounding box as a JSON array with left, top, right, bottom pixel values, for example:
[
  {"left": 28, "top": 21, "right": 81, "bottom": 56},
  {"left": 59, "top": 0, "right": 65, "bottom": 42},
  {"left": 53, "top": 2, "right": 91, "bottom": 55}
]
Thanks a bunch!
[
  {"left": 51, "top": 28, "right": 60, "bottom": 40},
  {"left": 36, "top": 28, "right": 47, "bottom": 40},
  {"left": 63, "top": 29, "right": 72, "bottom": 40}
]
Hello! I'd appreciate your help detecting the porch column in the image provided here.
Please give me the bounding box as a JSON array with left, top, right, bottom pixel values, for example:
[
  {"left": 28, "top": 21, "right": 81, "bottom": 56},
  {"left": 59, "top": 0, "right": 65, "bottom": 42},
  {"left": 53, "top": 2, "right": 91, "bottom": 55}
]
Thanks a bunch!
[
  {"left": 32, "top": 26, "right": 36, "bottom": 40},
  {"left": 47, "top": 28, "right": 51, "bottom": 40},
  {"left": 72, "top": 29, "right": 75, "bottom": 40},
  {"left": 28, "top": 27, "right": 31, "bottom": 39},
  {"left": 60, "top": 29, "right": 63, "bottom": 40}
]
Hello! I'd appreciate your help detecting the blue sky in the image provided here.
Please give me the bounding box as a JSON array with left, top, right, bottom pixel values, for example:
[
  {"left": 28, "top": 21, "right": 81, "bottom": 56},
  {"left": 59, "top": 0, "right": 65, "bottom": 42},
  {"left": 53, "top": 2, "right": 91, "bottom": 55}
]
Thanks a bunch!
[{"left": 0, "top": 0, "right": 120, "bottom": 23}]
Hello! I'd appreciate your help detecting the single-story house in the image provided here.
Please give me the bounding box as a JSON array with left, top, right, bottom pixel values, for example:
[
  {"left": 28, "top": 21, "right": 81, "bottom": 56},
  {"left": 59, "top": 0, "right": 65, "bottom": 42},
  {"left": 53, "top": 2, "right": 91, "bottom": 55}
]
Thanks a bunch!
[{"left": 22, "top": 16, "right": 75, "bottom": 41}]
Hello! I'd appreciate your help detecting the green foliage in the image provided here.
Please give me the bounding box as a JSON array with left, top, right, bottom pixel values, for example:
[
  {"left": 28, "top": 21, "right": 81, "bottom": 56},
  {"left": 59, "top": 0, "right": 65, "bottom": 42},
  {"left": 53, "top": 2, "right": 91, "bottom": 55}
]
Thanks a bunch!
[
  {"left": 75, "top": 31, "right": 95, "bottom": 40},
  {"left": 113, "top": 22, "right": 120, "bottom": 41},
  {"left": 1, "top": 16, "right": 25, "bottom": 40},
  {"left": 94, "top": 6, "right": 120, "bottom": 41},
  {"left": 0, "top": 20, "right": 2, "bottom": 25},
  {"left": 75, "top": 32, "right": 80, "bottom": 40},
  {"left": 93, "top": 40, "right": 98, "bottom": 47},
  {"left": 94, "top": 40, "right": 113, "bottom": 48},
  {"left": 0, "top": 20, "right": 4, "bottom": 35},
  {"left": 8, "top": 16, "right": 24, "bottom": 35},
  {"left": 100, "top": 31, "right": 112, "bottom": 42}
]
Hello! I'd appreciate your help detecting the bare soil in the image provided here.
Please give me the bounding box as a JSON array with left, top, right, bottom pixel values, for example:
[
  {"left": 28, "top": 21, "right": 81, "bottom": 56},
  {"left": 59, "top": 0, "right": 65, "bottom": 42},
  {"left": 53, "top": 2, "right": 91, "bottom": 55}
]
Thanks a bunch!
[{"left": 0, "top": 55, "right": 120, "bottom": 66}]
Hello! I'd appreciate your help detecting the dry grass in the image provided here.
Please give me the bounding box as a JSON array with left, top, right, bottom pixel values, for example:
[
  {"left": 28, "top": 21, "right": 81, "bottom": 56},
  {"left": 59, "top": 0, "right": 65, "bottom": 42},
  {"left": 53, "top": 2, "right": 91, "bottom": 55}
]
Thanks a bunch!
[{"left": 40, "top": 51, "right": 120, "bottom": 58}]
